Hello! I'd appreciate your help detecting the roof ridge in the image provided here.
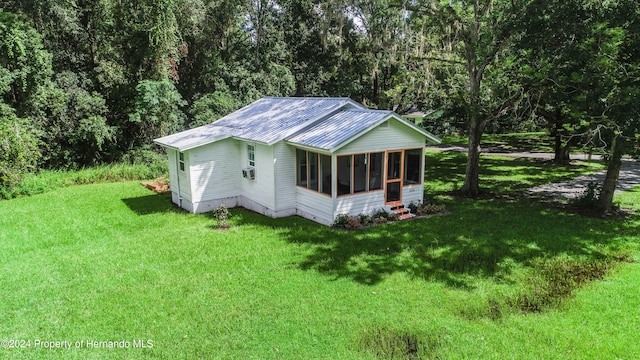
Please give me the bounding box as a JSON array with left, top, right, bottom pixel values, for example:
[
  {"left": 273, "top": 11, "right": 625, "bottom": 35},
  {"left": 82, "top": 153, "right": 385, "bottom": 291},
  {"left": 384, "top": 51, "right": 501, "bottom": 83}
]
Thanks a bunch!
[
  {"left": 261, "top": 96, "right": 354, "bottom": 101},
  {"left": 339, "top": 108, "right": 393, "bottom": 112}
]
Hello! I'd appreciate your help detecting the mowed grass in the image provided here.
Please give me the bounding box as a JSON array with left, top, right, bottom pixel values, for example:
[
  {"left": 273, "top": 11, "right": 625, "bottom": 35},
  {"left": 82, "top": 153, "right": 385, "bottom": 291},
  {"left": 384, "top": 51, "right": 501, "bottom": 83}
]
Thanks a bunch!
[{"left": 1, "top": 154, "right": 639, "bottom": 359}]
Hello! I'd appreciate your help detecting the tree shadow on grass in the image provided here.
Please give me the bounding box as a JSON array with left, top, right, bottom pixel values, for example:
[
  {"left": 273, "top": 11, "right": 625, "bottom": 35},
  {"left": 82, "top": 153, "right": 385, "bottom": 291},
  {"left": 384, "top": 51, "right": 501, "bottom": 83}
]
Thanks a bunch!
[
  {"left": 234, "top": 200, "right": 638, "bottom": 289},
  {"left": 122, "top": 193, "right": 177, "bottom": 215}
]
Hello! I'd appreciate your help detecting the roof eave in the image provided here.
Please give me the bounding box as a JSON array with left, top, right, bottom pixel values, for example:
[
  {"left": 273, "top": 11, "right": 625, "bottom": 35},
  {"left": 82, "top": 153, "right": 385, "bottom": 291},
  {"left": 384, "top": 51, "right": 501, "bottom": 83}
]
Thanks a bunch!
[
  {"left": 283, "top": 140, "right": 332, "bottom": 154},
  {"left": 153, "top": 134, "right": 233, "bottom": 152}
]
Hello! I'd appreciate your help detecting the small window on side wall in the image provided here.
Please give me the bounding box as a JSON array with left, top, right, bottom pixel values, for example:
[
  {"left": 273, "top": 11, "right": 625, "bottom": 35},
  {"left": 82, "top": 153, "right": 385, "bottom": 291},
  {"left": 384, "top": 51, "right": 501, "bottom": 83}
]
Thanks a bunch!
[
  {"left": 178, "top": 152, "right": 185, "bottom": 172},
  {"left": 248, "top": 144, "right": 255, "bottom": 167}
]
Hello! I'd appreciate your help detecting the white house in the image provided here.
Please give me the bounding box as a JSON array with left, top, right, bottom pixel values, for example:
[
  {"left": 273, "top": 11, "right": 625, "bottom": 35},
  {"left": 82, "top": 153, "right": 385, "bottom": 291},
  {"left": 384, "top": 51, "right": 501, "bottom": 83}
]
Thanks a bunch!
[{"left": 154, "top": 97, "right": 440, "bottom": 225}]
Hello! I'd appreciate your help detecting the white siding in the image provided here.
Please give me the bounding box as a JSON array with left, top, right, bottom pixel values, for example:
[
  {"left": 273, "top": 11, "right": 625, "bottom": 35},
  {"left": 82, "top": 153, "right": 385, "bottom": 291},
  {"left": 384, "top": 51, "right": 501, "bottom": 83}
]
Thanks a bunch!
[
  {"left": 167, "top": 148, "right": 178, "bottom": 195},
  {"left": 169, "top": 150, "right": 191, "bottom": 205},
  {"left": 273, "top": 142, "right": 297, "bottom": 212},
  {"left": 240, "top": 142, "right": 276, "bottom": 211},
  {"left": 334, "top": 191, "right": 386, "bottom": 217},
  {"left": 402, "top": 185, "right": 424, "bottom": 206},
  {"left": 336, "top": 118, "right": 424, "bottom": 155},
  {"left": 189, "top": 139, "right": 241, "bottom": 203},
  {"left": 296, "top": 188, "right": 334, "bottom": 225}
]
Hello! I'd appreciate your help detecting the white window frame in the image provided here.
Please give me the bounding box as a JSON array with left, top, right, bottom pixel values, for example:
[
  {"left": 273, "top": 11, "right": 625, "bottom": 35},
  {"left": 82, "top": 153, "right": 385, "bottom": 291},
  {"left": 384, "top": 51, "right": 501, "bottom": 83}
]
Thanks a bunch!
[
  {"left": 178, "top": 152, "right": 185, "bottom": 172},
  {"left": 247, "top": 144, "right": 255, "bottom": 167}
]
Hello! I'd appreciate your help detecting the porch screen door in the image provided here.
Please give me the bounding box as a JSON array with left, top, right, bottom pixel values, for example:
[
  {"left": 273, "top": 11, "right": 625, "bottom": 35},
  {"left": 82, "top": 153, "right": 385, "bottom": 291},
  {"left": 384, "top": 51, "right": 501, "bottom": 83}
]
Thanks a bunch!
[{"left": 385, "top": 151, "right": 403, "bottom": 204}]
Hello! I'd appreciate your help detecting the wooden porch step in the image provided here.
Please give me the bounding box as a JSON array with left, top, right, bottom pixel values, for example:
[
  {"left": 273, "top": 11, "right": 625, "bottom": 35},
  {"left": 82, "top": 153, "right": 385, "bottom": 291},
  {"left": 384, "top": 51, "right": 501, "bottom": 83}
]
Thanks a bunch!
[{"left": 389, "top": 204, "right": 415, "bottom": 220}]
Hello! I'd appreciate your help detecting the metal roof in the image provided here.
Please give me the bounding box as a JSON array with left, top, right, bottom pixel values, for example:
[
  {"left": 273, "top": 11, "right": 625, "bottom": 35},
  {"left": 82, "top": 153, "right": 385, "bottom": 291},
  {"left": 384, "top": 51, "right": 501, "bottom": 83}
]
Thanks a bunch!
[
  {"left": 154, "top": 97, "right": 364, "bottom": 151},
  {"left": 154, "top": 123, "right": 233, "bottom": 151},
  {"left": 285, "top": 110, "right": 441, "bottom": 151},
  {"left": 285, "top": 110, "right": 393, "bottom": 151},
  {"left": 154, "top": 97, "right": 440, "bottom": 152},
  {"left": 214, "top": 97, "right": 363, "bottom": 144}
]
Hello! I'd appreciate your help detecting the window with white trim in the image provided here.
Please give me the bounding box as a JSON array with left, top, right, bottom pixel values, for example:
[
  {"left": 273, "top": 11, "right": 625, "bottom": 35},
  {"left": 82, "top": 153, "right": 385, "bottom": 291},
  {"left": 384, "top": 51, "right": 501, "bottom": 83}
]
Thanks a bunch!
[
  {"left": 178, "top": 152, "right": 185, "bottom": 172},
  {"left": 247, "top": 144, "right": 255, "bottom": 167}
]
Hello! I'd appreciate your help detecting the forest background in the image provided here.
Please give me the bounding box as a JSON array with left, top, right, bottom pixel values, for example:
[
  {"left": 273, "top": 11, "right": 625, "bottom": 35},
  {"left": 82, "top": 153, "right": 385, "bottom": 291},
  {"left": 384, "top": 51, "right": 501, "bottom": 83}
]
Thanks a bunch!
[{"left": 1, "top": 0, "right": 638, "bottom": 211}]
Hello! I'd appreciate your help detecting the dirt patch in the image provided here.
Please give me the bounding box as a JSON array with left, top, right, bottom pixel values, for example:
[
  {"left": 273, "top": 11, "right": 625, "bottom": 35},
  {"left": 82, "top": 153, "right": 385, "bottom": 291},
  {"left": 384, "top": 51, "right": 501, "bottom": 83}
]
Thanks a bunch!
[{"left": 141, "top": 178, "right": 171, "bottom": 194}]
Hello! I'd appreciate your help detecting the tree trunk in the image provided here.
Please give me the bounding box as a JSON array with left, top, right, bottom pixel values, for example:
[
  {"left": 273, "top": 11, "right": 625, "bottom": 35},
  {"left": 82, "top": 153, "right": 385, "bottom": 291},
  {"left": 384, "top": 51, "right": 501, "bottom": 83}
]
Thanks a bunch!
[
  {"left": 461, "top": 117, "right": 483, "bottom": 196},
  {"left": 597, "top": 136, "right": 623, "bottom": 214},
  {"left": 460, "top": 46, "right": 484, "bottom": 197},
  {"left": 551, "top": 109, "right": 571, "bottom": 164}
]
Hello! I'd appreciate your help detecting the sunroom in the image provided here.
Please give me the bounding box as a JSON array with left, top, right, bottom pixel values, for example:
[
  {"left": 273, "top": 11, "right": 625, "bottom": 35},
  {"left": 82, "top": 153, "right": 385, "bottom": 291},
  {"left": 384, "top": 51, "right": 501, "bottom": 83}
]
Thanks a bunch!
[{"left": 286, "top": 110, "right": 434, "bottom": 224}]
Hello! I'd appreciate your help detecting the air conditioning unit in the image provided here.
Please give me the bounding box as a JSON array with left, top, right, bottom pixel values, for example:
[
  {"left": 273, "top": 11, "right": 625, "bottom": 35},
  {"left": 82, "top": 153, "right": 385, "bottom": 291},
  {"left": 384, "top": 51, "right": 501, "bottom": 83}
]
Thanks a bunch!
[{"left": 242, "top": 167, "right": 256, "bottom": 180}]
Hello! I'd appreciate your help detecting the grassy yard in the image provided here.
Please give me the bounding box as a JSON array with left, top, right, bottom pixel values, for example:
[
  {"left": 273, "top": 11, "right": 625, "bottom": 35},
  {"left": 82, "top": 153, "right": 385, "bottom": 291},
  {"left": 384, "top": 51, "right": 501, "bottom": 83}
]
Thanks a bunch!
[{"left": 1, "top": 153, "right": 638, "bottom": 359}]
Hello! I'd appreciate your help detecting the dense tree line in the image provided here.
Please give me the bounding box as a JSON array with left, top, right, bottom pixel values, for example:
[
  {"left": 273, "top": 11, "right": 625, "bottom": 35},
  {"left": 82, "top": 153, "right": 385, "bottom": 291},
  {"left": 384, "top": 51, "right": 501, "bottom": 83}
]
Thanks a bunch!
[{"left": 1, "top": 0, "right": 638, "bottom": 212}]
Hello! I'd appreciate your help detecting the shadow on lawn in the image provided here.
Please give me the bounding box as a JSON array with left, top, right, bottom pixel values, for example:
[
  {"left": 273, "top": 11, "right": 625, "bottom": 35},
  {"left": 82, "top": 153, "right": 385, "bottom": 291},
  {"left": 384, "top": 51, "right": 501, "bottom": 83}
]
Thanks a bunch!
[
  {"left": 122, "top": 193, "right": 175, "bottom": 215},
  {"left": 235, "top": 200, "right": 638, "bottom": 289}
]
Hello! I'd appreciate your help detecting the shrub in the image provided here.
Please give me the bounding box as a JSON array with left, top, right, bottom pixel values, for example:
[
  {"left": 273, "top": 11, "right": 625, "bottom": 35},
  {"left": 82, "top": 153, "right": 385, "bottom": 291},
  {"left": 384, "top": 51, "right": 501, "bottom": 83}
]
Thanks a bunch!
[
  {"left": 0, "top": 105, "right": 41, "bottom": 195},
  {"left": 372, "top": 208, "right": 389, "bottom": 219},
  {"left": 416, "top": 204, "right": 447, "bottom": 216},
  {"left": 345, "top": 216, "right": 362, "bottom": 230},
  {"left": 572, "top": 181, "right": 601, "bottom": 208},
  {"left": 212, "top": 204, "right": 231, "bottom": 229},
  {"left": 374, "top": 216, "right": 388, "bottom": 225},
  {"left": 388, "top": 212, "right": 400, "bottom": 222},
  {"left": 408, "top": 201, "right": 421, "bottom": 214},
  {"left": 358, "top": 214, "right": 373, "bottom": 227},
  {"left": 333, "top": 214, "right": 351, "bottom": 228}
]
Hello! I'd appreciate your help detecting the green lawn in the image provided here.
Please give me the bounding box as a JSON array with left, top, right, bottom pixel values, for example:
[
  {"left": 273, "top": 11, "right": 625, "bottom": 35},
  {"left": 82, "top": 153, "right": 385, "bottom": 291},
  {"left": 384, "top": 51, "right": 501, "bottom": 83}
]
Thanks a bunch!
[{"left": 1, "top": 154, "right": 638, "bottom": 359}]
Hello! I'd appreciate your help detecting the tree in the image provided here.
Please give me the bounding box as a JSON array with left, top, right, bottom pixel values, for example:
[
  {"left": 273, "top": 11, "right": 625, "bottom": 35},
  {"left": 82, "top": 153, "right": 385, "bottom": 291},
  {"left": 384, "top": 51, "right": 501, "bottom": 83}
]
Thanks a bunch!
[
  {"left": 31, "top": 72, "right": 114, "bottom": 167},
  {"left": 0, "top": 8, "right": 53, "bottom": 117},
  {"left": 594, "top": 0, "right": 640, "bottom": 213},
  {"left": 407, "top": 0, "right": 525, "bottom": 196},
  {"left": 516, "top": 0, "right": 612, "bottom": 164},
  {"left": 0, "top": 103, "right": 40, "bottom": 193},
  {"left": 128, "top": 79, "right": 187, "bottom": 147}
]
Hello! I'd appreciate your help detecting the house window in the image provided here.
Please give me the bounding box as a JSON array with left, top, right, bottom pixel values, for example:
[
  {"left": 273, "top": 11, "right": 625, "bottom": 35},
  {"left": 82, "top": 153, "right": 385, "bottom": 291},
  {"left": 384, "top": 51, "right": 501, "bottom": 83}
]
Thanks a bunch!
[
  {"left": 404, "top": 149, "right": 422, "bottom": 185},
  {"left": 336, "top": 149, "right": 421, "bottom": 197},
  {"left": 320, "top": 154, "right": 331, "bottom": 195},
  {"left": 353, "top": 154, "right": 367, "bottom": 193},
  {"left": 178, "top": 152, "right": 185, "bottom": 172},
  {"left": 338, "top": 152, "right": 383, "bottom": 196},
  {"left": 387, "top": 151, "right": 402, "bottom": 180},
  {"left": 308, "top": 152, "right": 319, "bottom": 191},
  {"left": 369, "top": 152, "right": 383, "bottom": 190},
  {"left": 296, "top": 149, "right": 307, "bottom": 187},
  {"left": 297, "top": 149, "right": 332, "bottom": 196},
  {"left": 248, "top": 144, "right": 255, "bottom": 167},
  {"left": 337, "top": 155, "right": 351, "bottom": 196}
]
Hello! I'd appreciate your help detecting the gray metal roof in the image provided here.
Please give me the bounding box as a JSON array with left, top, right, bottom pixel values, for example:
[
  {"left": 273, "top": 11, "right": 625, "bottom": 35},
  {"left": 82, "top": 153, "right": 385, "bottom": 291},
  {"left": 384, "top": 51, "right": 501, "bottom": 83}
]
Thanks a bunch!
[
  {"left": 285, "top": 110, "right": 394, "bottom": 151},
  {"left": 154, "top": 97, "right": 364, "bottom": 150},
  {"left": 154, "top": 123, "right": 233, "bottom": 151},
  {"left": 285, "top": 110, "right": 441, "bottom": 151},
  {"left": 214, "top": 97, "right": 363, "bottom": 144},
  {"left": 154, "top": 96, "right": 440, "bottom": 152}
]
